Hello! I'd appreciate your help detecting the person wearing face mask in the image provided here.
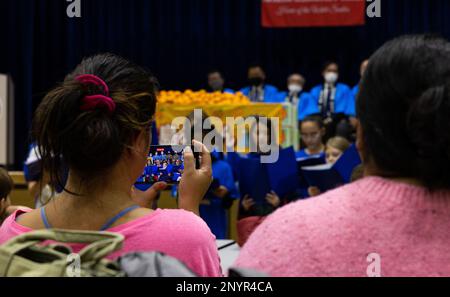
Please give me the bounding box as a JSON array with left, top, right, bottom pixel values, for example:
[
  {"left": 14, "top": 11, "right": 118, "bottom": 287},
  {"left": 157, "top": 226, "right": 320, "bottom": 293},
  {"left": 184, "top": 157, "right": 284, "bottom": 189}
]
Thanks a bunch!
[
  {"left": 352, "top": 59, "right": 369, "bottom": 98},
  {"left": 240, "top": 65, "right": 280, "bottom": 103},
  {"left": 302, "top": 61, "right": 356, "bottom": 141},
  {"left": 278, "top": 73, "right": 315, "bottom": 121},
  {"left": 207, "top": 70, "right": 234, "bottom": 94}
]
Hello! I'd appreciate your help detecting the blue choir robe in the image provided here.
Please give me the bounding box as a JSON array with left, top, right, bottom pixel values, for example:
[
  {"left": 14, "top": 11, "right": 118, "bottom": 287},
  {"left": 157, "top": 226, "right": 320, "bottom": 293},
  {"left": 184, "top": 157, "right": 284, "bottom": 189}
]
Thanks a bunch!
[
  {"left": 171, "top": 164, "right": 184, "bottom": 182},
  {"left": 240, "top": 84, "right": 281, "bottom": 103},
  {"left": 277, "top": 91, "right": 315, "bottom": 121},
  {"left": 296, "top": 149, "right": 326, "bottom": 160},
  {"left": 302, "top": 83, "right": 356, "bottom": 118},
  {"left": 199, "top": 160, "right": 238, "bottom": 239}
]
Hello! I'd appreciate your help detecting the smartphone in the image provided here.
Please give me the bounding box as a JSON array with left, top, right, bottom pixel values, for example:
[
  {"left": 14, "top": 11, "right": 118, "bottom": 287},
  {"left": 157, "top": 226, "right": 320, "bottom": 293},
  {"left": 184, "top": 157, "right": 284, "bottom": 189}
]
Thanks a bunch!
[{"left": 135, "top": 145, "right": 199, "bottom": 185}]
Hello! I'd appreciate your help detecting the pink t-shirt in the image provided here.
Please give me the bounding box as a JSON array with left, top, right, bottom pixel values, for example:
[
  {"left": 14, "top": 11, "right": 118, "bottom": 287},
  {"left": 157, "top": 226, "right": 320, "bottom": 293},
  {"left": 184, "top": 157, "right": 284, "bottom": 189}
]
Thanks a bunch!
[{"left": 0, "top": 208, "right": 222, "bottom": 277}]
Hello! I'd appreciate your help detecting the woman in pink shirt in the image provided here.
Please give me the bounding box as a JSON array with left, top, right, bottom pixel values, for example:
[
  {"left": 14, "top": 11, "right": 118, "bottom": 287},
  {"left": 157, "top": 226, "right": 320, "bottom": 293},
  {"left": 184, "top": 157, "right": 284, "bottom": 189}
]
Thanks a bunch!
[
  {"left": 0, "top": 54, "right": 221, "bottom": 277},
  {"left": 235, "top": 35, "right": 450, "bottom": 276}
]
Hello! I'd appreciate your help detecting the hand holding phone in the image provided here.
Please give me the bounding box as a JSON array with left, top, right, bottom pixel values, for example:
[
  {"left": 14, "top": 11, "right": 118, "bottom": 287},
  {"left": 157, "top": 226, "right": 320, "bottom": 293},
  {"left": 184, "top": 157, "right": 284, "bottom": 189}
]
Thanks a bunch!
[
  {"left": 131, "top": 182, "right": 167, "bottom": 209},
  {"left": 178, "top": 140, "right": 213, "bottom": 216}
]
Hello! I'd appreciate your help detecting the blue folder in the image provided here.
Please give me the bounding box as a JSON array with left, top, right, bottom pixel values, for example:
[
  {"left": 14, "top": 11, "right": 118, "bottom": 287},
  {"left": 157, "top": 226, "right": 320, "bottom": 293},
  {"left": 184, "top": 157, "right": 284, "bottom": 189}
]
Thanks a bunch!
[
  {"left": 266, "top": 147, "right": 299, "bottom": 199},
  {"left": 301, "top": 144, "right": 362, "bottom": 192},
  {"left": 238, "top": 157, "right": 271, "bottom": 205},
  {"left": 297, "top": 154, "right": 327, "bottom": 188},
  {"left": 333, "top": 144, "right": 362, "bottom": 183},
  {"left": 238, "top": 147, "right": 299, "bottom": 204}
]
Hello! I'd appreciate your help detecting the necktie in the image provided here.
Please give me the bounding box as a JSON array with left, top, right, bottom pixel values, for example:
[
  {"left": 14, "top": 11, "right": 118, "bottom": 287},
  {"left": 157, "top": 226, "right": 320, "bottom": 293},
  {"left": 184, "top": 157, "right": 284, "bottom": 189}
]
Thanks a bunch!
[
  {"left": 322, "top": 87, "right": 331, "bottom": 118},
  {"left": 326, "top": 86, "right": 332, "bottom": 117}
]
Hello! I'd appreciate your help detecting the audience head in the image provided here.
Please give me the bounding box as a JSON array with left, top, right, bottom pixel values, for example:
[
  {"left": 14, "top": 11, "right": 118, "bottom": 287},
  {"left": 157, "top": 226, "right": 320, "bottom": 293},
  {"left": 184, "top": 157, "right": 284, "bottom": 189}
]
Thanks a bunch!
[
  {"left": 326, "top": 137, "right": 351, "bottom": 164},
  {"left": 247, "top": 65, "right": 266, "bottom": 87},
  {"left": 207, "top": 70, "right": 225, "bottom": 92},
  {"left": 287, "top": 73, "right": 306, "bottom": 94},
  {"left": 322, "top": 61, "right": 339, "bottom": 85},
  {"left": 357, "top": 35, "right": 450, "bottom": 190},
  {"left": 300, "top": 116, "right": 325, "bottom": 151},
  {"left": 0, "top": 168, "right": 13, "bottom": 217},
  {"left": 32, "top": 53, "right": 158, "bottom": 192},
  {"left": 360, "top": 59, "right": 369, "bottom": 78}
]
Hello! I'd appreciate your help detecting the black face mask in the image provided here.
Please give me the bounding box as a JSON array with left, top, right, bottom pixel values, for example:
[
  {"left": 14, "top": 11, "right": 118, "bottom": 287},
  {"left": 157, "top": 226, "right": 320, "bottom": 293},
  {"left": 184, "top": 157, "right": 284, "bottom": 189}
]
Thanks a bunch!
[
  {"left": 209, "top": 81, "right": 223, "bottom": 91},
  {"left": 249, "top": 77, "right": 264, "bottom": 87}
]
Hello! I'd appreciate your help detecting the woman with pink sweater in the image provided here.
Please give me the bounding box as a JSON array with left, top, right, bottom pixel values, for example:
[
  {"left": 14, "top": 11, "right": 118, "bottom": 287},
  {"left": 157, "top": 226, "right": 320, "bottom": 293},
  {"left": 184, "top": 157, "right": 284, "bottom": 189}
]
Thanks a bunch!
[
  {"left": 235, "top": 35, "right": 450, "bottom": 277},
  {"left": 0, "top": 54, "right": 221, "bottom": 277}
]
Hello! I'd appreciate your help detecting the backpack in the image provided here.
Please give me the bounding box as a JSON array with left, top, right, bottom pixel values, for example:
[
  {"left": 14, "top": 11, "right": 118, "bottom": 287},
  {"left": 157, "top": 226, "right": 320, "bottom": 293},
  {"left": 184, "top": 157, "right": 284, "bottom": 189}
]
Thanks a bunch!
[{"left": 0, "top": 229, "right": 196, "bottom": 277}]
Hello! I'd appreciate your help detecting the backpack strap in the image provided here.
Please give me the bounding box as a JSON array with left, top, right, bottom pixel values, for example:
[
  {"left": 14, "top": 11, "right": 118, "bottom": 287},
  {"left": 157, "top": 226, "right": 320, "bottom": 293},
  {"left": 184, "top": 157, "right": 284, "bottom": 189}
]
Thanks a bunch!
[{"left": 0, "top": 229, "right": 124, "bottom": 265}]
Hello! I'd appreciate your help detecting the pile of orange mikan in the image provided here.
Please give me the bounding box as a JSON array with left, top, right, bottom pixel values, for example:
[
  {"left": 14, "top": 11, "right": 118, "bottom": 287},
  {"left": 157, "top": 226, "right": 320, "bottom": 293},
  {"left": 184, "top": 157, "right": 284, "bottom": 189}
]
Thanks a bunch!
[{"left": 158, "top": 90, "right": 251, "bottom": 105}]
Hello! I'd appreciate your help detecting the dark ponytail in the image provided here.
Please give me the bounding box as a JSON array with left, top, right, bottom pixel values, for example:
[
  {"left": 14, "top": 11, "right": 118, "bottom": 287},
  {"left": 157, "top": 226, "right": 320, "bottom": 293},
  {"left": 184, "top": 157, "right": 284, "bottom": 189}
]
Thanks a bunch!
[{"left": 32, "top": 53, "right": 158, "bottom": 192}]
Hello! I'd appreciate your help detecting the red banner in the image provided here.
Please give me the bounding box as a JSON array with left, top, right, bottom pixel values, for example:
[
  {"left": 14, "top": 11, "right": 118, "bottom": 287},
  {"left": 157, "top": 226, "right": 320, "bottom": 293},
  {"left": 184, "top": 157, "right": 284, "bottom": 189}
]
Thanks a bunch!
[{"left": 262, "top": 0, "right": 366, "bottom": 28}]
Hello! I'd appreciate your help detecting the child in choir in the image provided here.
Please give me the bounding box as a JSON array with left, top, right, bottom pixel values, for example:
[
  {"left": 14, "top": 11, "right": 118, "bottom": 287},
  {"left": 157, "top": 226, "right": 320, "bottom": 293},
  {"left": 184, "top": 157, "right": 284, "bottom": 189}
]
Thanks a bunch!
[
  {"left": 297, "top": 116, "right": 326, "bottom": 159},
  {"left": 237, "top": 117, "right": 296, "bottom": 245},
  {"left": 308, "top": 136, "right": 351, "bottom": 197},
  {"left": 325, "top": 137, "right": 351, "bottom": 164},
  {"left": 240, "top": 117, "right": 284, "bottom": 216}
]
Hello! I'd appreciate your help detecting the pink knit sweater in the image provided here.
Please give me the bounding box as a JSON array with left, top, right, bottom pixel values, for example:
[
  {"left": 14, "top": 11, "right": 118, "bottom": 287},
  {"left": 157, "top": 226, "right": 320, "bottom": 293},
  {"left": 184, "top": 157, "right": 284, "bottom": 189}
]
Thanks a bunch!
[{"left": 235, "top": 177, "right": 450, "bottom": 277}]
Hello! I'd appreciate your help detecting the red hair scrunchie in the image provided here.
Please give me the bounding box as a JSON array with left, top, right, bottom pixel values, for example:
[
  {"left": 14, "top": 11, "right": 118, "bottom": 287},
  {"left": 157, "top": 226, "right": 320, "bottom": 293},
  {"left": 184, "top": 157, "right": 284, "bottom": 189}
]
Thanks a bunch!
[{"left": 75, "top": 74, "right": 116, "bottom": 115}]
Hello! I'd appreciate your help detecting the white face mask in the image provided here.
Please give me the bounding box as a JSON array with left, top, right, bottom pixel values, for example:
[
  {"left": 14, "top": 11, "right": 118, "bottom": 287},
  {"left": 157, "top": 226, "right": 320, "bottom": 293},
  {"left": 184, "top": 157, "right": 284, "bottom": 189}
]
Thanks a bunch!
[
  {"left": 288, "top": 84, "right": 303, "bottom": 94},
  {"left": 324, "top": 72, "right": 338, "bottom": 84}
]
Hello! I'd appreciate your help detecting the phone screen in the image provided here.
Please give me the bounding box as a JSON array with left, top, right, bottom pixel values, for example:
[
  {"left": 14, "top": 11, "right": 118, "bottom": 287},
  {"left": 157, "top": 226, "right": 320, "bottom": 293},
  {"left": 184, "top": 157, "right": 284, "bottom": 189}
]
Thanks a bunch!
[{"left": 135, "top": 145, "right": 191, "bottom": 185}]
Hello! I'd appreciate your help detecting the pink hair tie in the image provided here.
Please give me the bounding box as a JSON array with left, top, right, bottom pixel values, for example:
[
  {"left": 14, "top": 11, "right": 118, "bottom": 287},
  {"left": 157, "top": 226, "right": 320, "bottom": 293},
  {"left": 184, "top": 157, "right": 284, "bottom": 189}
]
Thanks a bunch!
[
  {"left": 75, "top": 74, "right": 116, "bottom": 115},
  {"left": 79, "top": 95, "right": 116, "bottom": 115}
]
